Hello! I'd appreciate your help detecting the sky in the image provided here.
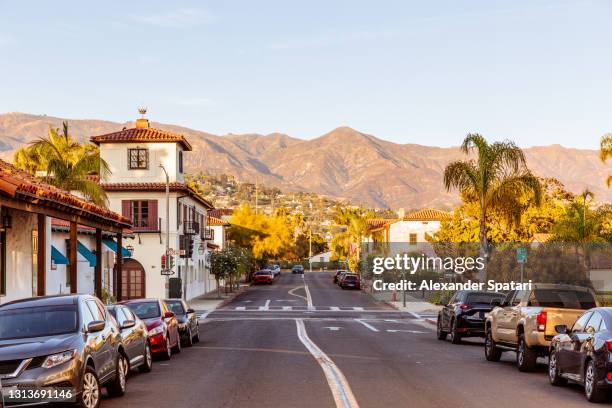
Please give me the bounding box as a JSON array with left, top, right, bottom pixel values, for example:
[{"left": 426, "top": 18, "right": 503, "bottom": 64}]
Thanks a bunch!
[{"left": 0, "top": 0, "right": 611, "bottom": 149}]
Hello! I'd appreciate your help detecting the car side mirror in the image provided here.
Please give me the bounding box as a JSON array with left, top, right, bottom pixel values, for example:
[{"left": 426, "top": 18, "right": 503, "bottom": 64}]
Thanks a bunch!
[
  {"left": 490, "top": 299, "right": 502, "bottom": 307},
  {"left": 555, "top": 324, "right": 568, "bottom": 334},
  {"left": 121, "top": 320, "right": 136, "bottom": 329},
  {"left": 186, "top": 308, "right": 195, "bottom": 314},
  {"left": 164, "top": 311, "right": 175, "bottom": 319},
  {"left": 87, "top": 320, "right": 105, "bottom": 333}
]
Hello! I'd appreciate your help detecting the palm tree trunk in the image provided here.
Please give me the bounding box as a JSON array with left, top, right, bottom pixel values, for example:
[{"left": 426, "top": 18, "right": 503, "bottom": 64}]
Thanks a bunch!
[{"left": 479, "top": 206, "right": 488, "bottom": 283}]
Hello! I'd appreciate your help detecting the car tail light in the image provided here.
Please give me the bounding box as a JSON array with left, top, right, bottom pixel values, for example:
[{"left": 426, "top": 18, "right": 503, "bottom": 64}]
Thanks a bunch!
[
  {"left": 607, "top": 372, "right": 612, "bottom": 381},
  {"left": 536, "top": 311, "right": 547, "bottom": 331},
  {"left": 606, "top": 340, "right": 612, "bottom": 352},
  {"left": 460, "top": 304, "right": 472, "bottom": 310}
]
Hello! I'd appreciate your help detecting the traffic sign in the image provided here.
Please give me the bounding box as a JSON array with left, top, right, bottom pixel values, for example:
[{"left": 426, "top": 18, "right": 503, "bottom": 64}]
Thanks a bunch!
[
  {"left": 161, "top": 269, "right": 175, "bottom": 276},
  {"left": 516, "top": 247, "right": 528, "bottom": 263},
  {"left": 167, "top": 249, "right": 185, "bottom": 256}
]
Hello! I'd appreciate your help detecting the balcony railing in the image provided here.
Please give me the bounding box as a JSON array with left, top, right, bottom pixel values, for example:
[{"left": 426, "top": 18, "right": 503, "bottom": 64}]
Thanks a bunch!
[
  {"left": 201, "top": 227, "right": 214, "bottom": 240},
  {"left": 132, "top": 217, "right": 160, "bottom": 232},
  {"left": 183, "top": 221, "right": 200, "bottom": 235}
]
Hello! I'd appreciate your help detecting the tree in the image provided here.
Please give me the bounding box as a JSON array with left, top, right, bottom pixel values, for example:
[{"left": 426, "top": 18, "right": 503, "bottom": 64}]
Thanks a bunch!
[
  {"left": 330, "top": 206, "right": 374, "bottom": 271},
  {"left": 443, "top": 134, "right": 542, "bottom": 281},
  {"left": 601, "top": 134, "right": 612, "bottom": 187},
  {"left": 13, "top": 122, "right": 110, "bottom": 206}
]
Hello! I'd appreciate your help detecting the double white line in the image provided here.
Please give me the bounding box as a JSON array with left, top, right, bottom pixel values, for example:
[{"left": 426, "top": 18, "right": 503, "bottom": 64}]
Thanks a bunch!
[{"left": 295, "top": 319, "right": 359, "bottom": 408}]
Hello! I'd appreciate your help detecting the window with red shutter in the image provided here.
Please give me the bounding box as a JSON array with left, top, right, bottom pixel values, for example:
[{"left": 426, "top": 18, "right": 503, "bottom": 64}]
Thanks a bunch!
[
  {"left": 148, "top": 200, "right": 158, "bottom": 230},
  {"left": 122, "top": 200, "right": 133, "bottom": 222}
]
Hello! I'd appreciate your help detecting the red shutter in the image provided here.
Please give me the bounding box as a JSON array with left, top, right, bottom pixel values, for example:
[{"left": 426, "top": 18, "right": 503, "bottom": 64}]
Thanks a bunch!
[
  {"left": 148, "top": 200, "right": 158, "bottom": 230},
  {"left": 122, "top": 201, "right": 132, "bottom": 221}
]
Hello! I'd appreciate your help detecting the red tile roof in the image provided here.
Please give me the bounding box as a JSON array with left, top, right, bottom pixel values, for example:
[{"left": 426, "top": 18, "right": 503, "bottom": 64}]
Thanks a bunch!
[
  {"left": 0, "top": 160, "right": 130, "bottom": 228},
  {"left": 90, "top": 127, "right": 192, "bottom": 151},
  {"left": 101, "top": 182, "right": 214, "bottom": 209},
  {"left": 403, "top": 208, "right": 452, "bottom": 221},
  {"left": 366, "top": 219, "right": 394, "bottom": 230},
  {"left": 208, "top": 208, "right": 233, "bottom": 219},
  {"left": 208, "top": 216, "right": 229, "bottom": 226}
]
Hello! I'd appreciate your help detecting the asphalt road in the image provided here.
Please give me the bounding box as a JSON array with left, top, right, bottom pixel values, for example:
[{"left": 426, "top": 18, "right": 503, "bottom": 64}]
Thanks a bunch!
[{"left": 104, "top": 272, "right": 609, "bottom": 408}]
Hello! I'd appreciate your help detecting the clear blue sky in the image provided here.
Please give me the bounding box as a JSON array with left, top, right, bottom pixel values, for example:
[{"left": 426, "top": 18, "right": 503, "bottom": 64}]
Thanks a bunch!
[{"left": 0, "top": 0, "right": 610, "bottom": 148}]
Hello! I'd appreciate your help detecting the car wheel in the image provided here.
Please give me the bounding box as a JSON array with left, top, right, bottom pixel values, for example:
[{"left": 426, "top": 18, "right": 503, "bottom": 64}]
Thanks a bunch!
[
  {"left": 160, "top": 336, "right": 172, "bottom": 360},
  {"left": 484, "top": 330, "right": 502, "bottom": 362},
  {"left": 139, "top": 342, "right": 153, "bottom": 373},
  {"left": 548, "top": 350, "right": 566, "bottom": 386},
  {"left": 194, "top": 325, "right": 200, "bottom": 343},
  {"left": 172, "top": 333, "right": 182, "bottom": 354},
  {"left": 78, "top": 366, "right": 100, "bottom": 408},
  {"left": 450, "top": 318, "right": 462, "bottom": 344},
  {"left": 436, "top": 317, "right": 448, "bottom": 341},
  {"left": 185, "top": 328, "right": 194, "bottom": 347},
  {"left": 585, "top": 359, "right": 606, "bottom": 402},
  {"left": 517, "top": 334, "right": 537, "bottom": 372},
  {"left": 106, "top": 354, "right": 127, "bottom": 397}
]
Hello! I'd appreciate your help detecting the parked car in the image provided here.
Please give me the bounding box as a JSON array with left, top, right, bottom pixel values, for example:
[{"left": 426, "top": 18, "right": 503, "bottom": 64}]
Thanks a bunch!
[
  {"left": 548, "top": 307, "right": 612, "bottom": 402},
  {"left": 165, "top": 299, "right": 200, "bottom": 347},
  {"left": 122, "top": 299, "right": 181, "bottom": 361},
  {"left": 333, "top": 270, "right": 348, "bottom": 284},
  {"left": 485, "top": 284, "right": 598, "bottom": 371},
  {"left": 436, "top": 290, "right": 505, "bottom": 344},
  {"left": 267, "top": 264, "right": 281, "bottom": 277},
  {"left": 107, "top": 304, "right": 152, "bottom": 375},
  {"left": 336, "top": 271, "right": 349, "bottom": 286},
  {"left": 339, "top": 274, "right": 361, "bottom": 290},
  {"left": 292, "top": 264, "right": 305, "bottom": 274},
  {"left": 0, "top": 294, "right": 128, "bottom": 408},
  {"left": 253, "top": 270, "right": 275, "bottom": 284}
]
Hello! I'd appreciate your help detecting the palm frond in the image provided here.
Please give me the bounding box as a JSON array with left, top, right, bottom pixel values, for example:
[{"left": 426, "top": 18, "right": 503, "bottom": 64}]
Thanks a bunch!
[{"left": 443, "top": 160, "right": 479, "bottom": 193}]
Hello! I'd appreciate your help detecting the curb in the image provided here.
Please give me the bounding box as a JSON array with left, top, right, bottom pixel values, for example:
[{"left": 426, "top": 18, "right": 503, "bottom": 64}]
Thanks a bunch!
[
  {"left": 217, "top": 285, "right": 250, "bottom": 309},
  {"left": 424, "top": 318, "right": 437, "bottom": 326}
]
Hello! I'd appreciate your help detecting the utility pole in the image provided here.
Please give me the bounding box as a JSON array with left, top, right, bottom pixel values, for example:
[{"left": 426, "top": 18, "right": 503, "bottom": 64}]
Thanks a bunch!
[
  {"left": 159, "top": 164, "right": 171, "bottom": 298},
  {"left": 255, "top": 177, "right": 258, "bottom": 215},
  {"left": 309, "top": 229, "right": 312, "bottom": 273}
]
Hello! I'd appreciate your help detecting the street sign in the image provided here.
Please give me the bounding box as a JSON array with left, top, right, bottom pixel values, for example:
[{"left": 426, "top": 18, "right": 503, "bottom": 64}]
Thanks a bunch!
[
  {"left": 161, "top": 269, "right": 174, "bottom": 276},
  {"left": 166, "top": 249, "right": 185, "bottom": 256},
  {"left": 516, "top": 247, "right": 528, "bottom": 263}
]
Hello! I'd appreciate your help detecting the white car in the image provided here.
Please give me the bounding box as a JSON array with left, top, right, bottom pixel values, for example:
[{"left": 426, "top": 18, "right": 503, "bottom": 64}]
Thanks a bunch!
[{"left": 267, "top": 264, "right": 281, "bottom": 276}]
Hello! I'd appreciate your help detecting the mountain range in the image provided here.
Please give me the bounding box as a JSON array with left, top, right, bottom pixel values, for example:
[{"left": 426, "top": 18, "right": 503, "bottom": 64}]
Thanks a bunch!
[{"left": 0, "top": 112, "right": 609, "bottom": 209}]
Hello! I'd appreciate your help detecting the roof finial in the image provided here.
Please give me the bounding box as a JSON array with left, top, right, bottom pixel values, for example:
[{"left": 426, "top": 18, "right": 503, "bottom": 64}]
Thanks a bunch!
[{"left": 138, "top": 106, "right": 147, "bottom": 118}]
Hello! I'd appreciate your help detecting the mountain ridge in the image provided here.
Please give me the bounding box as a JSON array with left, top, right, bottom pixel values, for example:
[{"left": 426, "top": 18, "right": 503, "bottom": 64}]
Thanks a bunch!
[{"left": 0, "top": 112, "right": 609, "bottom": 209}]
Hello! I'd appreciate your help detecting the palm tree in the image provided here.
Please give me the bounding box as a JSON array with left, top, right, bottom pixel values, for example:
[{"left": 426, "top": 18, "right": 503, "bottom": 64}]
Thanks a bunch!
[
  {"left": 15, "top": 122, "right": 110, "bottom": 206},
  {"left": 444, "top": 134, "right": 542, "bottom": 281},
  {"left": 601, "top": 134, "right": 612, "bottom": 187}
]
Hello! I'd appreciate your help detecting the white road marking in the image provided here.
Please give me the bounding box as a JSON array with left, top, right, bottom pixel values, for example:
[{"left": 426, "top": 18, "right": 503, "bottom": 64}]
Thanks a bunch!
[
  {"left": 295, "top": 319, "right": 360, "bottom": 408},
  {"left": 408, "top": 312, "right": 421, "bottom": 319},
  {"left": 276, "top": 299, "right": 297, "bottom": 302},
  {"left": 355, "top": 319, "right": 379, "bottom": 332},
  {"left": 282, "top": 306, "right": 292, "bottom": 311},
  {"left": 198, "top": 310, "right": 213, "bottom": 321},
  {"left": 352, "top": 307, "right": 364, "bottom": 311},
  {"left": 324, "top": 326, "right": 342, "bottom": 331},
  {"left": 235, "top": 306, "right": 246, "bottom": 311},
  {"left": 305, "top": 284, "right": 313, "bottom": 307},
  {"left": 384, "top": 319, "right": 399, "bottom": 323},
  {"left": 386, "top": 329, "right": 427, "bottom": 334},
  {"left": 242, "top": 300, "right": 253, "bottom": 303},
  {"left": 288, "top": 286, "right": 308, "bottom": 302},
  {"left": 330, "top": 307, "right": 340, "bottom": 311},
  {"left": 259, "top": 300, "right": 271, "bottom": 311}
]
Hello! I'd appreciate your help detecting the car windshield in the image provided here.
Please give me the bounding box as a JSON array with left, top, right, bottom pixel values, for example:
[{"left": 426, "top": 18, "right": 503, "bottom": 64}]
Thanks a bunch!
[
  {"left": 344, "top": 275, "right": 358, "bottom": 282},
  {"left": 127, "top": 302, "right": 161, "bottom": 319},
  {"left": 256, "top": 271, "right": 271, "bottom": 275},
  {"left": 166, "top": 301, "right": 185, "bottom": 315},
  {"left": 466, "top": 293, "right": 505, "bottom": 304},
  {"left": 531, "top": 289, "right": 597, "bottom": 310},
  {"left": 0, "top": 305, "right": 78, "bottom": 340}
]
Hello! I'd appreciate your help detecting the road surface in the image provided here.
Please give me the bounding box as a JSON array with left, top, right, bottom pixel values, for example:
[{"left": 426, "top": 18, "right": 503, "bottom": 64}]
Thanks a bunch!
[{"left": 104, "top": 272, "right": 608, "bottom": 407}]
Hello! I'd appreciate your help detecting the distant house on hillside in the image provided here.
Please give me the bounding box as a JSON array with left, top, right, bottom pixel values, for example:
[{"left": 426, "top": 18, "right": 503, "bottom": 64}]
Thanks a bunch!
[{"left": 365, "top": 208, "right": 451, "bottom": 245}]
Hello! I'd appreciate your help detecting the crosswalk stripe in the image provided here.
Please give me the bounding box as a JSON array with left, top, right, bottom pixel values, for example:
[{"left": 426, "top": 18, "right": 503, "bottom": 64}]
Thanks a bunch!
[
  {"left": 282, "top": 306, "right": 292, "bottom": 311},
  {"left": 235, "top": 306, "right": 246, "bottom": 311},
  {"left": 330, "top": 306, "right": 340, "bottom": 311},
  {"left": 352, "top": 307, "right": 364, "bottom": 311}
]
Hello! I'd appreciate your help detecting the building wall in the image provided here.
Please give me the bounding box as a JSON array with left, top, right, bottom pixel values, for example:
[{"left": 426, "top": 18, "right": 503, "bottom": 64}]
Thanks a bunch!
[
  {"left": 211, "top": 225, "right": 225, "bottom": 249},
  {"left": 590, "top": 269, "right": 612, "bottom": 293},
  {"left": 388, "top": 220, "right": 442, "bottom": 243},
  {"left": 100, "top": 142, "right": 185, "bottom": 184}
]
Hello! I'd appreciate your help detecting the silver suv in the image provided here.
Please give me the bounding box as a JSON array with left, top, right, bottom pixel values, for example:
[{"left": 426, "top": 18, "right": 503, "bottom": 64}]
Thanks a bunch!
[{"left": 0, "top": 294, "right": 129, "bottom": 408}]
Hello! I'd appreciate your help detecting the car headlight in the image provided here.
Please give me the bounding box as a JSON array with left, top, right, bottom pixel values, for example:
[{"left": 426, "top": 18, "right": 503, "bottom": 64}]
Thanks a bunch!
[
  {"left": 42, "top": 350, "right": 76, "bottom": 369},
  {"left": 148, "top": 326, "right": 164, "bottom": 336}
]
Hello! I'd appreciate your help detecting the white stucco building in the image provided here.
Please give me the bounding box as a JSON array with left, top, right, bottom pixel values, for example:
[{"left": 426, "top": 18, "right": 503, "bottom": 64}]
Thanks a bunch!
[{"left": 91, "top": 113, "right": 215, "bottom": 301}]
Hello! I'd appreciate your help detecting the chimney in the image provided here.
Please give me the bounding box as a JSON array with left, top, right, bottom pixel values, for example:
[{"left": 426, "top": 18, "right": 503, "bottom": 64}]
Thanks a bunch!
[
  {"left": 397, "top": 208, "right": 405, "bottom": 219},
  {"left": 136, "top": 106, "right": 150, "bottom": 129}
]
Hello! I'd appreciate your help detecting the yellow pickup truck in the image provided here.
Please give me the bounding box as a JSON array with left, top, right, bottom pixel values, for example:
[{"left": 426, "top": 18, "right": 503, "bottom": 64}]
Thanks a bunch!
[{"left": 484, "top": 283, "right": 598, "bottom": 371}]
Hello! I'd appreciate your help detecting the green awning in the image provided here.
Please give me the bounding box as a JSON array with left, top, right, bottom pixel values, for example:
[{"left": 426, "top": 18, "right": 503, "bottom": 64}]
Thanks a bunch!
[
  {"left": 77, "top": 241, "right": 96, "bottom": 267},
  {"left": 51, "top": 245, "right": 68, "bottom": 265},
  {"left": 102, "top": 239, "right": 131, "bottom": 257}
]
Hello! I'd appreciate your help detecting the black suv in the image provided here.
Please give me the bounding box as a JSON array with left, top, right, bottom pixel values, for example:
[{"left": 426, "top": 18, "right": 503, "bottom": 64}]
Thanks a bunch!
[
  {"left": 0, "top": 294, "right": 128, "bottom": 408},
  {"left": 291, "top": 265, "right": 305, "bottom": 274},
  {"left": 165, "top": 299, "right": 200, "bottom": 347},
  {"left": 437, "top": 290, "right": 505, "bottom": 344}
]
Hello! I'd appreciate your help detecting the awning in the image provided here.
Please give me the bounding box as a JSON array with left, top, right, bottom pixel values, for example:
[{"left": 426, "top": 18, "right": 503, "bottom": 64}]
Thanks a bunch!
[
  {"left": 77, "top": 240, "right": 96, "bottom": 267},
  {"left": 51, "top": 245, "right": 68, "bottom": 265},
  {"left": 102, "top": 239, "right": 131, "bottom": 257}
]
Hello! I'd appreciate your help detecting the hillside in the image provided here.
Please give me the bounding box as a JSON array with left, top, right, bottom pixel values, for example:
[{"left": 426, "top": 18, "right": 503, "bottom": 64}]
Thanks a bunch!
[{"left": 1, "top": 112, "right": 609, "bottom": 209}]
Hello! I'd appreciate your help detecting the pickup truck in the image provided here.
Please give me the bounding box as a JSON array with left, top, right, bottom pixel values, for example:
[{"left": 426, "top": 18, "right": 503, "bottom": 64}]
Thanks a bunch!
[{"left": 484, "top": 283, "right": 598, "bottom": 371}]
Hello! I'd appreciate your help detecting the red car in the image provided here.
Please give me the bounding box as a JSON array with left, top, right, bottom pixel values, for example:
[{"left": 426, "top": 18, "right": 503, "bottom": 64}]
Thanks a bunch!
[
  {"left": 122, "top": 299, "right": 181, "bottom": 360},
  {"left": 253, "top": 270, "right": 274, "bottom": 284}
]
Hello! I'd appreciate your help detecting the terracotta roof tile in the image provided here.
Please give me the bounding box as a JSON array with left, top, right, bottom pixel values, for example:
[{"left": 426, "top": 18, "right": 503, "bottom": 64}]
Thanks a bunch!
[
  {"left": 403, "top": 208, "right": 452, "bottom": 221},
  {"left": 101, "top": 182, "right": 213, "bottom": 209},
  {"left": 208, "top": 216, "right": 229, "bottom": 226},
  {"left": 91, "top": 127, "right": 192, "bottom": 151},
  {"left": 0, "top": 160, "right": 130, "bottom": 227},
  {"left": 366, "top": 219, "right": 394, "bottom": 229},
  {"left": 209, "top": 208, "right": 233, "bottom": 219}
]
